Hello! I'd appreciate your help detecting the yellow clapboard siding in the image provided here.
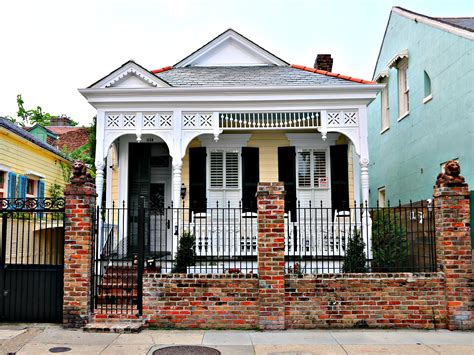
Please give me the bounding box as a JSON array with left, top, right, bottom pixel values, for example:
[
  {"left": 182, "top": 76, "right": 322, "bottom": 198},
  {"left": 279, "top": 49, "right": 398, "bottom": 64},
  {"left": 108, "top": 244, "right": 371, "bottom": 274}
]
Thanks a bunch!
[
  {"left": 181, "top": 132, "right": 355, "bottom": 204},
  {"left": 247, "top": 131, "right": 289, "bottom": 182},
  {"left": 0, "top": 128, "right": 69, "bottom": 196}
]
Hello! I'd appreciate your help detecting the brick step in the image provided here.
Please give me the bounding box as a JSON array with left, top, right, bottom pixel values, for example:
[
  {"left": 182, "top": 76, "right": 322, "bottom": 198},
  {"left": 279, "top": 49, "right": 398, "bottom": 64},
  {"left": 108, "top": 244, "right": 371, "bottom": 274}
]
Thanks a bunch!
[{"left": 84, "top": 318, "right": 145, "bottom": 333}]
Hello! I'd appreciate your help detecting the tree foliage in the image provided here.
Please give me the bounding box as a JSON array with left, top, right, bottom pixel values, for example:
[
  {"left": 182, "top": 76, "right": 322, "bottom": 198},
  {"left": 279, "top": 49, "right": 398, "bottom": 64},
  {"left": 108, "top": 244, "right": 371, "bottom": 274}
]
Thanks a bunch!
[
  {"left": 13, "top": 94, "right": 78, "bottom": 127},
  {"left": 371, "top": 211, "right": 408, "bottom": 271},
  {"left": 171, "top": 232, "right": 196, "bottom": 273},
  {"left": 342, "top": 228, "right": 368, "bottom": 273}
]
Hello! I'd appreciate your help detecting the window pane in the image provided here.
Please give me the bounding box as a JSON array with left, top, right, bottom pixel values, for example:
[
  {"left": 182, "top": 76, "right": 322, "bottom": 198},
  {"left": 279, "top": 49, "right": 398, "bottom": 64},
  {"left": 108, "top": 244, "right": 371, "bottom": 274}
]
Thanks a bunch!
[
  {"left": 298, "top": 151, "right": 311, "bottom": 187},
  {"left": 313, "top": 151, "right": 326, "bottom": 187},
  {"left": 210, "top": 151, "right": 223, "bottom": 187},
  {"left": 225, "top": 152, "right": 239, "bottom": 188}
]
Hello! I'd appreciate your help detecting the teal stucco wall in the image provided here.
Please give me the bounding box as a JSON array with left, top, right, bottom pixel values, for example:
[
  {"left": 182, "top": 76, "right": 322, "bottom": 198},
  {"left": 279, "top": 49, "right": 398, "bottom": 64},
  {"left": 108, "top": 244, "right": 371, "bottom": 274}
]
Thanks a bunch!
[{"left": 368, "top": 11, "right": 474, "bottom": 206}]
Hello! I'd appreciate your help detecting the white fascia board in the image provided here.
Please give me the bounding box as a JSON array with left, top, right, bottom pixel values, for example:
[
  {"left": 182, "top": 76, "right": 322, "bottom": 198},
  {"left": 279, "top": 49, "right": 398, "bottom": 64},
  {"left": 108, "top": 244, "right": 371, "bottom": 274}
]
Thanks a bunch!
[
  {"left": 393, "top": 7, "right": 474, "bottom": 41},
  {"left": 79, "top": 85, "right": 384, "bottom": 109},
  {"left": 79, "top": 84, "right": 384, "bottom": 99}
]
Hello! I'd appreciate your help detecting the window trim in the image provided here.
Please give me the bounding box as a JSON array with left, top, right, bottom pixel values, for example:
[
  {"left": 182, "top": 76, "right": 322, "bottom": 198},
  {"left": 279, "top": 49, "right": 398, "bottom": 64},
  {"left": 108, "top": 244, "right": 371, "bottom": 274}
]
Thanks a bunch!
[
  {"left": 378, "top": 186, "right": 386, "bottom": 208},
  {"left": 207, "top": 147, "right": 242, "bottom": 206},
  {"left": 397, "top": 58, "right": 410, "bottom": 120},
  {"left": 296, "top": 148, "right": 330, "bottom": 190},
  {"left": 380, "top": 76, "right": 390, "bottom": 133},
  {"left": 0, "top": 171, "right": 6, "bottom": 199}
]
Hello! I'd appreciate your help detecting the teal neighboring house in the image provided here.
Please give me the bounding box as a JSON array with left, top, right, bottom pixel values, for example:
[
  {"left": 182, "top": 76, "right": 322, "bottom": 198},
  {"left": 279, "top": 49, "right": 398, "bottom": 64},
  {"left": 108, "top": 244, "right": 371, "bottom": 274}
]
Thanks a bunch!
[{"left": 368, "top": 7, "right": 473, "bottom": 207}]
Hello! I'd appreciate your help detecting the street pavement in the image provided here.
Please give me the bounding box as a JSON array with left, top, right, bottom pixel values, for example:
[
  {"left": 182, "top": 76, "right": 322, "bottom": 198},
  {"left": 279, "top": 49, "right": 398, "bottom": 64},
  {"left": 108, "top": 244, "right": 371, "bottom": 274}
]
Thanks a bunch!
[{"left": 0, "top": 325, "right": 473, "bottom": 355}]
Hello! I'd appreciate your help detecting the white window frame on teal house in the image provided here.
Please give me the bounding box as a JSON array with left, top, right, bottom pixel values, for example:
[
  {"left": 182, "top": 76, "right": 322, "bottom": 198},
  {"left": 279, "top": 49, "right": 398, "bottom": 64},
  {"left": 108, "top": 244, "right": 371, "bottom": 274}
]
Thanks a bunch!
[
  {"left": 423, "top": 70, "right": 433, "bottom": 104},
  {"left": 397, "top": 58, "right": 410, "bottom": 120},
  {"left": 378, "top": 186, "right": 386, "bottom": 208},
  {"left": 374, "top": 70, "right": 390, "bottom": 133}
]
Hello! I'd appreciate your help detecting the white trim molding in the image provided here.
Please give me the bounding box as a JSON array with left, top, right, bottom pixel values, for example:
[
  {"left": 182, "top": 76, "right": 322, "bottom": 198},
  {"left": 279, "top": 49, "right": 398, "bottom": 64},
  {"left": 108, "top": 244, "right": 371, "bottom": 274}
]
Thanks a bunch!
[{"left": 387, "top": 49, "right": 409, "bottom": 68}]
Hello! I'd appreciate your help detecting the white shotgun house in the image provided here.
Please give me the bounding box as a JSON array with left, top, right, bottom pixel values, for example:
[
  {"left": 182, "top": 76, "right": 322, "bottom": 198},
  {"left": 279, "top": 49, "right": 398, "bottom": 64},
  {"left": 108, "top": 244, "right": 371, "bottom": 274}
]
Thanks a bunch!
[{"left": 80, "top": 29, "right": 382, "bottom": 271}]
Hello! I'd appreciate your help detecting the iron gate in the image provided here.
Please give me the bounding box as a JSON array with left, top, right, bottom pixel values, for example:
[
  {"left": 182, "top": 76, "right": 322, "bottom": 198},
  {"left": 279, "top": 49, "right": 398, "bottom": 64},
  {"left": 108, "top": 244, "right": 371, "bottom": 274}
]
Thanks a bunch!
[{"left": 0, "top": 198, "right": 65, "bottom": 322}]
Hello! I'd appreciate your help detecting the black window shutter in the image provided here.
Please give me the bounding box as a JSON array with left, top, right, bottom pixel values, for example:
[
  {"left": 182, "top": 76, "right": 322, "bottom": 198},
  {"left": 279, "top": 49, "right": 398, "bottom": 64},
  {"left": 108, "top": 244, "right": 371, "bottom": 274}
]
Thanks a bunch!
[
  {"left": 128, "top": 143, "right": 151, "bottom": 208},
  {"left": 278, "top": 146, "right": 297, "bottom": 221},
  {"left": 330, "top": 144, "right": 349, "bottom": 212},
  {"left": 189, "top": 147, "right": 207, "bottom": 213},
  {"left": 241, "top": 147, "right": 259, "bottom": 212}
]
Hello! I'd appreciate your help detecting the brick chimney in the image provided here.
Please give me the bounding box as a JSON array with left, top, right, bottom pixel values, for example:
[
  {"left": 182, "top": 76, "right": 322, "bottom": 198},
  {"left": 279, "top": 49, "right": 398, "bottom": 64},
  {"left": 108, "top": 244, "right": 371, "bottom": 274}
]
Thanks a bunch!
[
  {"left": 50, "top": 114, "right": 72, "bottom": 127},
  {"left": 314, "top": 54, "right": 333, "bottom": 72}
]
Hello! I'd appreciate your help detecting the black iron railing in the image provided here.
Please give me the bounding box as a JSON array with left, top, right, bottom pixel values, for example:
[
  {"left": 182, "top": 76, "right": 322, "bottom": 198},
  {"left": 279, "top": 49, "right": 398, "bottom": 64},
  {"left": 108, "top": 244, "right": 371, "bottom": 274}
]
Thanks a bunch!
[
  {"left": 0, "top": 198, "right": 65, "bottom": 322},
  {"left": 91, "top": 199, "right": 439, "bottom": 314},
  {"left": 286, "top": 200, "right": 438, "bottom": 274}
]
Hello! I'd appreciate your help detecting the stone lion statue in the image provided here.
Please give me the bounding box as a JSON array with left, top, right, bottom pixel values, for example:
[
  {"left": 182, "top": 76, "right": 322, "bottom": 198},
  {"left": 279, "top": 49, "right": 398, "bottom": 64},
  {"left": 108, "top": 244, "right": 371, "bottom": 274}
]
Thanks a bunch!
[
  {"left": 436, "top": 160, "right": 465, "bottom": 186},
  {"left": 71, "top": 160, "right": 92, "bottom": 182}
]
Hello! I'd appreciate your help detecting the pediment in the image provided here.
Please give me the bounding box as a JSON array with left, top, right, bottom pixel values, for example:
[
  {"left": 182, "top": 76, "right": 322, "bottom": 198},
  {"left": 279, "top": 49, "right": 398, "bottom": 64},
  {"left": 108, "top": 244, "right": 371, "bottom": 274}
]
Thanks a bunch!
[
  {"left": 89, "top": 61, "right": 170, "bottom": 89},
  {"left": 175, "top": 29, "right": 288, "bottom": 67}
]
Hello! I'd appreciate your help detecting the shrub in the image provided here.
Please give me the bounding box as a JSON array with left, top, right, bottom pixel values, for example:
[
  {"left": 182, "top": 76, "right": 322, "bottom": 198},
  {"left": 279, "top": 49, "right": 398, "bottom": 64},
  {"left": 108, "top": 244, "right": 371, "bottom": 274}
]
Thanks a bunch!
[
  {"left": 342, "top": 228, "right": 368, "bottom": 273},
  {"left": 371, "top": 210, "right": 408, "bottom": 271},
  {"left": 171, "top": 231, "right": 196, "bottom": 273}
]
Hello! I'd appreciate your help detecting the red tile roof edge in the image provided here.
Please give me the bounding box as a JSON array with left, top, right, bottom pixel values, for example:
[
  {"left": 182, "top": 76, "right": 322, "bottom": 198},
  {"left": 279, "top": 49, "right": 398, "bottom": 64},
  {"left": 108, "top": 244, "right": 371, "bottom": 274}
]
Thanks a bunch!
[
  {"left": 291, "top": 64, "right": 376, "bottom": 84},
  {"left": 151, "top": 66, "right": 173, "bottom": 74}
]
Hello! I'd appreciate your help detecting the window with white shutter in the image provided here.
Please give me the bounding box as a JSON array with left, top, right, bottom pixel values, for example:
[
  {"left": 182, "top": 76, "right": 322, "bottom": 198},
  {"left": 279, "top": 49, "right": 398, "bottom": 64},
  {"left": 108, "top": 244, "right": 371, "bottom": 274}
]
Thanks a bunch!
[
  {"left": 208, "top": 149, "right": 241, "bottom": 207},
  {"left": 313, "top": 151, "right": 327, "bottom": 188},
  {"left": 225, "top": 152, "right": 239, "bottom": 188},
  {"left": 297, "top": 149, "right": 327, "bottom": 188},
  {"left": 210, "top": 151, "right": 224, "bottom": 188}
]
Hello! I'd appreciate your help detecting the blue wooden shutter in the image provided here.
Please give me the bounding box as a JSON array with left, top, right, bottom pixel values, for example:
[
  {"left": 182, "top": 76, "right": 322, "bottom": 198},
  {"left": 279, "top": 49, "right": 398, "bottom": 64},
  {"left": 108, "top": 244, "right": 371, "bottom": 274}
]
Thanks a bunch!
[
  {"left": 37, "top": 180, "right": 45, "bottom": 217},
  {"left": 8, "top": 172, "right": 17, "bottom": 199},
  {"left": 18, "top": 175, "right": 27, "bottom": 199},
  {"left": 37, "top": 180, "right": 45, "bottom": 199}
]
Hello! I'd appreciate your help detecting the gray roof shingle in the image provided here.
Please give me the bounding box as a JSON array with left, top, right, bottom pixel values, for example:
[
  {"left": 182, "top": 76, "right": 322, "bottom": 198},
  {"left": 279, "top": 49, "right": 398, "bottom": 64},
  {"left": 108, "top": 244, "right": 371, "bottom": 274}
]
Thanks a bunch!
[
  {"left": 156, "top": 66, "right": 359, "bottom": 87},
  {"left": 0, "top": 117, "right": 67, "bottom": 159},
  {"left": 436, "top": 17, "right": 474, "bottom": 32}
]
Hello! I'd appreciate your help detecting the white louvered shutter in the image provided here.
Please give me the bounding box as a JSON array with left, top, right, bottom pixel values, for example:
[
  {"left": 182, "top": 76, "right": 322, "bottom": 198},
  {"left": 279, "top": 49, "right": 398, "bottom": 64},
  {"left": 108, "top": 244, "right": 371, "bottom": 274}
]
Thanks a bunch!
[
  {"left": 298, "top": 150, "right": 311, "bottom": 187},
  {"left": 225, "top": 151, "right": 239, "bottom": 188},
  {"left": 210, "top": 151, "right": 224, "bottom": 188},
  {"left": 313, "top": 151, "right": 327, "bottom": 188}
]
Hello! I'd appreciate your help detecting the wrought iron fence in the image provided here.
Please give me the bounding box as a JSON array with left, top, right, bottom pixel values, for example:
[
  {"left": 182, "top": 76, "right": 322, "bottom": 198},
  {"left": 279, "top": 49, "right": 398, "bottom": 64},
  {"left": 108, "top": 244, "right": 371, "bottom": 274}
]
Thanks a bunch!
[
  {"left": 91, "top": 198, "right": 438, "bottom": 314},
  {"left": 0, "top": 198, "right": 65, "bottom": 322},
  {"left": 286, "top": 200, "right": 438, "bottom": 274}
]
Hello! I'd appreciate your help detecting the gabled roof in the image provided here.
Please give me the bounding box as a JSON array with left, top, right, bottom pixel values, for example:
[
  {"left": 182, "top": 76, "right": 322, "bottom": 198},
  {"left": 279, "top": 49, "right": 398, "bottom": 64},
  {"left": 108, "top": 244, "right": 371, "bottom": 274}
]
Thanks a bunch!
[
  {"left": 0, "top": 117, "right": 67, "bottom": 159},
  {"left": 373, "top": 7, "right": 474, "bottom": 79},
  {"left": 26, "top": 123, "right": 59, "bottom": 138},
  {"left": 88, "top": 60, "right": 170, "bottom": 89},
  {"left": 174, "top": 28, "right": 289, "bottom": 67},
  {"left": 86, "top": 29, "right": 374, "bottom": 90}
]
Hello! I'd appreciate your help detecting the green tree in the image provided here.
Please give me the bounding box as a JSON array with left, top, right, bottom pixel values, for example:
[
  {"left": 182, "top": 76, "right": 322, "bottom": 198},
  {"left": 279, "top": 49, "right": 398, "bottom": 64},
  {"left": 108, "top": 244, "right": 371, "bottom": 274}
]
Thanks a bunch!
[
  {"left": 171, "top": 232, "right": 196, "bottom": 273},
  {"left": 371, "top": 211, "right": 408, "bottom": 271},
  {"left": 15, "top": 94, "right": 78, "bottom": 127},
  {"left": 342, "top": 228, "right": 368, "bottom": 273}
]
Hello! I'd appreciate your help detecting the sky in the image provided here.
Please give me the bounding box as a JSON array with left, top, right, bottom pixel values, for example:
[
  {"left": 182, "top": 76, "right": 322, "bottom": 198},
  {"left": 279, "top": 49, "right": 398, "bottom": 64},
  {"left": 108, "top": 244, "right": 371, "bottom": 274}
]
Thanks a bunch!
[{"left": 1, "top": 0, "right": 473, "bottom": 126}]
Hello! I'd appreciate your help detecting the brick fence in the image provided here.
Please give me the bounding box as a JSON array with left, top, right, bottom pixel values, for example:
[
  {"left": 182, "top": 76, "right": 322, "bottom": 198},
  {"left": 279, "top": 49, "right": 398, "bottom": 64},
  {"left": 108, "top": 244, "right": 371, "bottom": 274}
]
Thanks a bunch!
[{"left": 63, "top": 173, "right": 472, "bottom": 330}]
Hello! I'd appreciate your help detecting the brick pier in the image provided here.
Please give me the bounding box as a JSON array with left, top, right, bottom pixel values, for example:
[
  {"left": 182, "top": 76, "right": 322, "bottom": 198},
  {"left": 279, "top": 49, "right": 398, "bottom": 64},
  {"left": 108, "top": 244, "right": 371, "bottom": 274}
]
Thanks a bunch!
[
  {"left": 433, "top": 171, "right": 473, "bottom": 330},
  {"left": 63, "top": 179, "right": 96, "bottom": 328},
  {"left": 256, "top": 182, "right": 286, "bottom": 330}
]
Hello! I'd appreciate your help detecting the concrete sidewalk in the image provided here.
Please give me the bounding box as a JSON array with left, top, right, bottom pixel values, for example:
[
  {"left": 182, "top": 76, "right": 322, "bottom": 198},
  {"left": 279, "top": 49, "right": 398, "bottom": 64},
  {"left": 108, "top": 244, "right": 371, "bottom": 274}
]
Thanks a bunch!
[{"left": 0, "top": 325, "right": 473, "bottom": 355}]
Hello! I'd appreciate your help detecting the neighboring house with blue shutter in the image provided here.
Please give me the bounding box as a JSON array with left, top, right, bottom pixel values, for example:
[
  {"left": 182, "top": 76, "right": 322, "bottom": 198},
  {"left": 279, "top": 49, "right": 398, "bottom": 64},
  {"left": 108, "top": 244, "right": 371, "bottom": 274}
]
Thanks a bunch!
[
  {"left": 0, "top": 117, "right": 69, "bottom": 200},
  {"left": 368, "top": 7, "right": 474, "bottom": 206}
]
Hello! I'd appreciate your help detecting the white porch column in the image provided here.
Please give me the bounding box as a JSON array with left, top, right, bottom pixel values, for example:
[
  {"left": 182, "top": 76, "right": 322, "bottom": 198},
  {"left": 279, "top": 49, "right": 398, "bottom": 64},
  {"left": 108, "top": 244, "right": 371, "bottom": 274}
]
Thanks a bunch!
[
  {"left": 172, "top": 160, "right": 183, "bottom": 207},
  {"left": 358, "top": 106, "right": 370, "bottom": 206},
  {"left": 95, "top": 110, "right": 106, "bottom": 208},
  {"left": 360, "top": 158, "right": 370, "bottom": 205}
]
